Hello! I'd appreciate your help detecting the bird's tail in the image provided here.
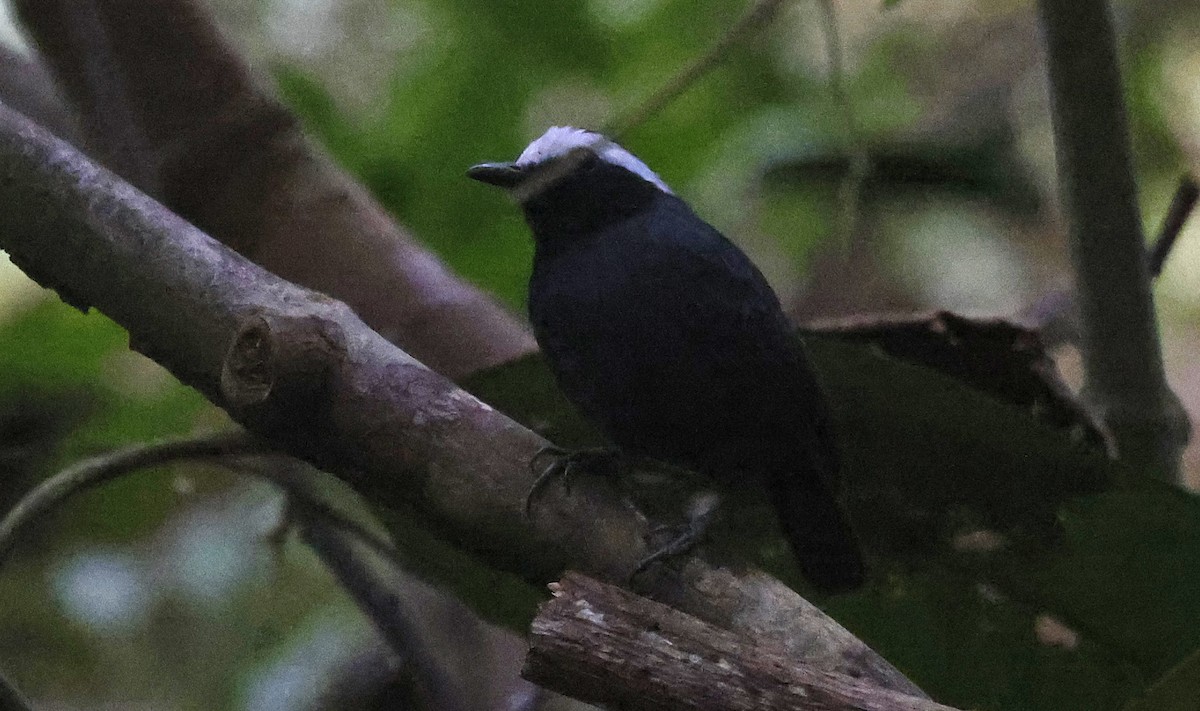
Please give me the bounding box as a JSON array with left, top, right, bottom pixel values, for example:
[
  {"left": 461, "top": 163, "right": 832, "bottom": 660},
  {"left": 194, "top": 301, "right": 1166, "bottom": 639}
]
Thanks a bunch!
[{"left": 766, "top": 463, "right": 865, "bottom": 594}]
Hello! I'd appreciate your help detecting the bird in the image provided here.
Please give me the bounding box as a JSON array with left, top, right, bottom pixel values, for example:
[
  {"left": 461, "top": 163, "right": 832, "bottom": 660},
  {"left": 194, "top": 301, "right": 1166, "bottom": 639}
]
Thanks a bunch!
[{"left": 468, "top": 126, "right": 865, "bottom": 593}]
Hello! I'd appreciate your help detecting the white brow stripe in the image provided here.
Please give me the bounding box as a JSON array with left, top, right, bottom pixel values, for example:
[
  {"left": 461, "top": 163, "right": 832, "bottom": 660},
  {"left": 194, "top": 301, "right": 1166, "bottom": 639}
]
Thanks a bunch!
[
  {"left": 515, "top": 126, "right": 602, "bottom": 164},
  {"left": 515, "top": 126, "right": 673, "bottom": 194}
]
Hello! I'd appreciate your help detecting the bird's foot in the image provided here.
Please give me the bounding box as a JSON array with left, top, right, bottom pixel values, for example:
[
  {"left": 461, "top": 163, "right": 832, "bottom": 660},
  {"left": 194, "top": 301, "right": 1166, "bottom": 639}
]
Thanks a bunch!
[
  {"left": 632, "top": 492, "right": 721, "bottom": 577},
  {"left": 525, "top": 445, "right": 623, "bottom": 516}
]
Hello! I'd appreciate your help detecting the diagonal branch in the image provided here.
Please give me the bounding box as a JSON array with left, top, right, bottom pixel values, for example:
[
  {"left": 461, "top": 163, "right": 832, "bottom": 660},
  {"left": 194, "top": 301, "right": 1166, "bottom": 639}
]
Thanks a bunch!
[
  {"left": 0, "top": 102, "right": 921, "bottom": 697},
  {"left": 293, "top": 494, "right": 471, "bottom": 711},
  {"left": 14, "top": 0, "right": 535, "bottom": 380},
  {"left": 607, "top": 0, "right": 787, "bottom": 139},
  {"left": 0, "top": 98, "right": 580, "bottom": 586},
  {"left": 1148, "top": 175, "right": 1198, "bottom": 278}
]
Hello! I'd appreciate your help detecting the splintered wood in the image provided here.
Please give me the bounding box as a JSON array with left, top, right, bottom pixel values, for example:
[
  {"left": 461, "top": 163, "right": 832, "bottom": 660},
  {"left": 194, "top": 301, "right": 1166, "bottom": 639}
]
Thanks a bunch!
[{"left": 524, "top": 573, "right": 960, "bottom": 711}]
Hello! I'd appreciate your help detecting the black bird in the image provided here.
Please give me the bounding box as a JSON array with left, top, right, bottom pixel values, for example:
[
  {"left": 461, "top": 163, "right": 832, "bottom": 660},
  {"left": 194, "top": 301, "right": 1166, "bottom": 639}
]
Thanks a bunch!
[{"left": 469, "top": 127, "right": 864, "bottom": 592}]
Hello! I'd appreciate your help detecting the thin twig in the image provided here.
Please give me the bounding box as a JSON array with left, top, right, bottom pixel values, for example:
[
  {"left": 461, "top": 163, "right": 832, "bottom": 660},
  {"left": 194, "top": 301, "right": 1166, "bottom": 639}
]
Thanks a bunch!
[
  {"left": 269, "top": 460, "right": 483, "bottom": 711},
  {"left": 0, "top": 432, "right": 415, "bottom": 580},
  {"left": 253, "top": 463, "right": 403, "bottom": 565},
  {"left": 816, "top": 0, "right": 871, "bottom": 250},
  {"left": 607, "top": 0, "right": 787, "bottom": 139},
  {"left": 297, "top": 506, "right": 471, "bottom": 711},
  {"left": 1020, "top": 175, "right": 1198, "bottom": 341},
  {"left": 1148, "top": 175, "right": 1199, "bottom": 278},
  {"left": 0, "top": 432, "right": 268, "bottom": 567},
  {"left": 0, "top": 434, "right": 468, "bottom": 709}
]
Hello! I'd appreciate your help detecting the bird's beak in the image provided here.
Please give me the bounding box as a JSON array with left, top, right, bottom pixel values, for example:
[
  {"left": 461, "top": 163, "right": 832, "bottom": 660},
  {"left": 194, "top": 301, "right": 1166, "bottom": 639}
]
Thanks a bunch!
[{"left": 467, "top": 162, "right": 526, "bottom": 189}]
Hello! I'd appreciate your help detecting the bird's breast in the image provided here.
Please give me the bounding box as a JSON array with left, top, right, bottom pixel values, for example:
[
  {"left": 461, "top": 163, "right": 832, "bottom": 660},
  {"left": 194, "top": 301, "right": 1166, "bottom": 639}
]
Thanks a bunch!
[{"left": 528, "top": 230, "right": 787, "bottom": 463}]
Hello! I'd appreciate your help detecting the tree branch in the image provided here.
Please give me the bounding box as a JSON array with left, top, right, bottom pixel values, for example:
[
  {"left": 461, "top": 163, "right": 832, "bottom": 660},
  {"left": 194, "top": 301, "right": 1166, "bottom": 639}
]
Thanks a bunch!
[
  {"left": 815, "top": 0, "right": 870, "bottom": 250},
  {"left": 0, "top": 31, "right": 525, "bottom": 706},
  {"left": 0, "top": 103, "right": 921, "bottom": 696},
  {"left": 1148, "top": 175, "right": 1198, "bottom": 278},
  {"left": 1036, "top": 0, "right": 1189, "bottom": 479},
  {"left": 13, "top": 0, "right": 536, "bottom": 380},
  {"left": 0, "top": 432, "right": 268, "bottom": 564},
  {"left": 294, "top": 492, "right": 469, "bottom": 711},
  {"left": 607, "top": 0, "right": 786, "bottom": 139},
  {"left": 0, "top": 434, "right": 479, "bottom": 710},
  {"left": 525, "top": 573, "right": 957, "bottom": 711}
]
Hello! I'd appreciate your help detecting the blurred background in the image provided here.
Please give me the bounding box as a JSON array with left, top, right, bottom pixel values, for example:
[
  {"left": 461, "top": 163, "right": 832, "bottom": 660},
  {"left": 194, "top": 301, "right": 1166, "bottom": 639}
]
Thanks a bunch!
[{"left": 0, "top": 0, "right": 1198, "bottom": 708}]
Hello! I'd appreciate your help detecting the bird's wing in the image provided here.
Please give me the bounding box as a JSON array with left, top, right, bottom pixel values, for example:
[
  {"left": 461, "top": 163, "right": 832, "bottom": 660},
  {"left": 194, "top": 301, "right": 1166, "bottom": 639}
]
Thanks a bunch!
[{"left": 637, "top": 198, "right": 842, "bottom": 480}]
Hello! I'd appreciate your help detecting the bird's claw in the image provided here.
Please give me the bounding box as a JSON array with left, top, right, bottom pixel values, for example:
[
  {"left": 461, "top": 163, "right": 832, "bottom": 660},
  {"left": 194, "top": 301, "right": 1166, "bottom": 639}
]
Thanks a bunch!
[
  {"left": 524, "top": 446, "right": 621, "bottom": 517},
  {"left": 632, "top": 493, "right": 721, "bottom": 578},
  {"left": 632, "top": 522, "right": 703, "bottom": 578}
]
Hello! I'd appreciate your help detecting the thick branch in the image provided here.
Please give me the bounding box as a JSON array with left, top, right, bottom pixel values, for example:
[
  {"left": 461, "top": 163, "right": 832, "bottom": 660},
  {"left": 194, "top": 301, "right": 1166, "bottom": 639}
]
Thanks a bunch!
[
  {"left": 0, "top": 99, "right": 590, "bottom": 581},
  {"left": 1036, "top": 0, "right": 1189, "bottom": 478},
  {"left": 14, "top": 0, "right": 536, "bottom": 380},
  {"left": 526, "top": 574, "right": 957, "bottom": 711},
  {"left": 0, "top": 103, "right": 920, "bottom": 696}
]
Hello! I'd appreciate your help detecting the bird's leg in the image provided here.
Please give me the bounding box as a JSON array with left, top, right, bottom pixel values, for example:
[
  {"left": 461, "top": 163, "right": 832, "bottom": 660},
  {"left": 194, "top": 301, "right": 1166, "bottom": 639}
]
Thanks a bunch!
[
  {"left": 525, "top": 445, "right": 624, "bottom": 516},
  {"left": 632, "top": 491, "right": 722, "bottom": 577}
]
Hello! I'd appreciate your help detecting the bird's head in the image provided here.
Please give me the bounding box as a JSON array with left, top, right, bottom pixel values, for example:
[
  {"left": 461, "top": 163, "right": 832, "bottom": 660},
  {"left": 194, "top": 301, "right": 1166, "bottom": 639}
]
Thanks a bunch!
[{"left": 468, "top": 127, "right": 673, "bottom": 233}]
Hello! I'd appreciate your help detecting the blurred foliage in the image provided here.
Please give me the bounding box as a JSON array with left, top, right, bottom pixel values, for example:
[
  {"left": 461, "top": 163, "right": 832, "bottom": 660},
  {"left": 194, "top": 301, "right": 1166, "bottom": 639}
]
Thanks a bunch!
[
  {"left": 1126, "top": 35, "right": 1183, "bottom": 184},
  {"left": 3, "top": 0, "right": 1200, "bottom": 709},
  {"left": 272, "top": 0, "right": 923, "bottom": 305},
  {"left": 0, "top": 302, "right": 214, "bottom": 535},
  {"left": 0, "top": 299, "right": 340, "bottom": 706}
]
